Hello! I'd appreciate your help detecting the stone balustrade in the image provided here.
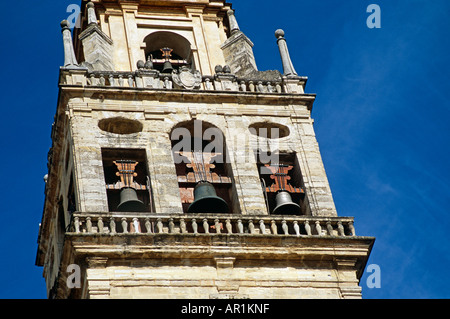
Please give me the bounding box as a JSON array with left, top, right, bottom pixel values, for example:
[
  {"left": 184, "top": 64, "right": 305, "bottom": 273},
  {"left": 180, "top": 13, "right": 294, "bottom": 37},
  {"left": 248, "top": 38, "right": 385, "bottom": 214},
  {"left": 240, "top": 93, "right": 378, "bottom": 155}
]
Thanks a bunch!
[
  {"left": 60, "top": 68, "right": 307, "bottom": 95},
  {"left": 70, "top": 212, "right": 356, "bottom": 237}
]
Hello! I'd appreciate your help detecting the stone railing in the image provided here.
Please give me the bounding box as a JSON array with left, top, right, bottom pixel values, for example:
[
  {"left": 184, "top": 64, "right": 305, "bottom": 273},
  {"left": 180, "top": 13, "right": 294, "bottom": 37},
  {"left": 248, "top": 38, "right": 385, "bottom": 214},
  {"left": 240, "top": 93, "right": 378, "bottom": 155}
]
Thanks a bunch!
[
  {"left": 60, "top": 68, "right": 307, "bottom": 95},
  {"left": 69, "top": 212, "right": 356, "bottom": 237}
]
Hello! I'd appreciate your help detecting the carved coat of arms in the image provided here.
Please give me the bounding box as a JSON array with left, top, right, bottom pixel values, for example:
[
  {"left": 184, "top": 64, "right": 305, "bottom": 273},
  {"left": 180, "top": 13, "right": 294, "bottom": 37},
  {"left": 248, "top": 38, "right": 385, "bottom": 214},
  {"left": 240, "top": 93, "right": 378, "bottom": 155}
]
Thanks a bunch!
[{"left": 172, "top": 66, "right": 202, "bottom": 90}]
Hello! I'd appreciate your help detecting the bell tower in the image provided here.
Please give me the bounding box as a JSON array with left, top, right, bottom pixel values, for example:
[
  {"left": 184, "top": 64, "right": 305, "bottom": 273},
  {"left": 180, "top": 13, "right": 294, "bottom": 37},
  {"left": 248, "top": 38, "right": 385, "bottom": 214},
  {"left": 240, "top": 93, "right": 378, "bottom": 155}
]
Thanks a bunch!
[{"left": 36, "top": 0, "right": 374, "bottom": 299}]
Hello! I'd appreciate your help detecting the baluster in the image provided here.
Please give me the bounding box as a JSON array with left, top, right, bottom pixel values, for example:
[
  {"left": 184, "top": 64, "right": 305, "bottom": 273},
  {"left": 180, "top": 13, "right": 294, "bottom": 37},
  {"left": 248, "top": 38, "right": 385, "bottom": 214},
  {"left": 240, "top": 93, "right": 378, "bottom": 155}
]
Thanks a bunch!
[
  {"left": 203, "top": 218, "right": 210, "bottom": 234},
  {"left": 127, "top": 74, "right": 134, "bottom": 87},
  {"left": 226, "top": 219, "right": 232, "bottom": 234},
  {"left": 156, "top": 218, "right": 163, "bottom": 233},
  {"left": 248, "top": 220, "right": 255, "bottom": 234},
  {"left": 293, "top": 221, "right": 300, "bottom": 236},
  {"left": 180, "top": 218, "right": 187, "bottom": 234},
  {"left": 348, "top": 221, "right": 356, "bottom": 236},
  {"left": 315, "top": 221, "right": 322, "bottom": 236},
  {"left": 257, "top": 81, "right": 264, "bottom": 92},
  {"left": 133, "top": 217, "right": 140, "bottom": 233},
  {"left": 110, "top": 217, "right": 116, "bottom": 234},
  {"left": 326, "top": 221, "right": 334, "bottom": 236},
  {"left": 108, "top": 74, "right": 114, "bottom": 86},
  {"left": 337, "top": 221, "right": 345, "bottom": 237},
  {"left": 282, "top": 219, "right": 289, "bottom": 235},
  {"left": 99, "top": 74, "right": 105, "bottom": 86},
  {"left": 145, "top": 218, "right": 152, "bottom": 234},
  {"left": 304, "top": 220, "right": 312, "bottom": 235},
  {"left": 163, "top": 77, "right": 168, "bottom": 89},
  {"left": 248, "top": 81, "right": 255, "bottom": 92},
  {"left": 122, "top": 218, "right": 128, "bottom": 234},
  {"left": 164, "top": 77, "right": 172, "bottom": 89},
  {"left": 259, "top": 220, "right": 266, "bottom": 234},
  {"left": 214, "top": 219, "right": 221, "bottom": 234},
  {"left": 118, "top": 75, "right": 124, "bottom": 87},
  {"left": 237, "top": 219, "right": 244, "bottom": 234},
  {"left": 168, "top": 218, "right": 175, "bottom": 233},
  {"left": 270, "top": 220, "right": 278, "bottom": 235},
  {"left": 192, "top": 219, "right": 198, "bottom": 234},
  {"left": 89, "top": 73, "right": 95, "bottom": 86},
  {"left": 275, "top": 82, "right": 282, "bottom": 93},
  {"left": 86, "top": 217, "right": 92, "bottom": 233},
  {"left": 97, "top": 217, "right": 104, "bottom": 234},
  {"left": 240, "top": 81, "right": 246, "bottom": 92},
  {"left": 205, "top": 78, "right": 213, "bottom": 90},
  {"left": 74, "top": 216, "right": 80, "bottom": 233},
  {"left": 267, "top": 82, "right": 274, "bottom": 93}
]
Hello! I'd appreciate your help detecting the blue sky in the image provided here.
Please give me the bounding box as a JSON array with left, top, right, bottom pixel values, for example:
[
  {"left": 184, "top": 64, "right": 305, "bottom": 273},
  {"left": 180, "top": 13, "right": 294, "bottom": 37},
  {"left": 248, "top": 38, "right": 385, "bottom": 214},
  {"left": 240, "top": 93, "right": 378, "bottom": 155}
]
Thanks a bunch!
[{"left": 0, "top": 0, "right": 449, "bottom": 299}]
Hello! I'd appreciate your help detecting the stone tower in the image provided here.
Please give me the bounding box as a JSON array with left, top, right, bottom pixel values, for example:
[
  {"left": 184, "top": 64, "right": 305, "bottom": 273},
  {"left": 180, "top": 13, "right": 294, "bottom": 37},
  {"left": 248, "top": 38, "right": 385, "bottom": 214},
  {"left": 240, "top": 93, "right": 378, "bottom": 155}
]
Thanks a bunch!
[{"left": 36, "top": 0, "right": 374, "bottom": 299}]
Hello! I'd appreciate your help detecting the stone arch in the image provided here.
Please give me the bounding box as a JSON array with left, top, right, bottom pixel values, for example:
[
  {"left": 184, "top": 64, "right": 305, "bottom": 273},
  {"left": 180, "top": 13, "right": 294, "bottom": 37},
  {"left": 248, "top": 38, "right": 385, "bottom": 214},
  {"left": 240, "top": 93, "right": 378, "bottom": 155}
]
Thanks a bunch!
[
  {"left": 143, "top": 31, "right": 196, "bottom": 72},
  {"left": 169, "top": 119, "right": 239, "bottom": 214}
]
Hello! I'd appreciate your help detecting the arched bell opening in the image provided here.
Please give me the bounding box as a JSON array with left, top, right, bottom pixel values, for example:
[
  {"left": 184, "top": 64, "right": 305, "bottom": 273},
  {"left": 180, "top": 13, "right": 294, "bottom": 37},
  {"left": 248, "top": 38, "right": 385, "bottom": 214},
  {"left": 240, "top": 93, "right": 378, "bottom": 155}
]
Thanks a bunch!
[
  {"left": 143, "top": 31, "right": 195, "bottom": 73},
  {"left": 170, "top": 120, "right": 237, "bottom": 214}
]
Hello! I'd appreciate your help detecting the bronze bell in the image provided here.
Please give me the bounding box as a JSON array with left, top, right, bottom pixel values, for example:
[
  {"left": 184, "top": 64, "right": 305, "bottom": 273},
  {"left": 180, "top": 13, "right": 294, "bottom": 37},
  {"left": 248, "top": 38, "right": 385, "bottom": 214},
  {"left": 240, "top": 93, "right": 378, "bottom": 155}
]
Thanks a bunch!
[
  {"left": 117, "top": 188, "right": 146, "bottom": 212},
  {"left": 272, "top": 191, "right": 301, "bottom": 215},
  {"left": 188, "top": 182, "right": 229, "bottom": 214},
  {"left": 162, "top": 60, "right": 173, "bottom": 73}
]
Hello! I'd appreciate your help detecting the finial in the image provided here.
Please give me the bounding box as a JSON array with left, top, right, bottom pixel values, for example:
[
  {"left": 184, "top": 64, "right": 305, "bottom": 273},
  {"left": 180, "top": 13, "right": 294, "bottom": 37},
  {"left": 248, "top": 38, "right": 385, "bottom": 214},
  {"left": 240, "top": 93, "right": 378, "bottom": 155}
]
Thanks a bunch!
[
  {"left": 60, "top": 20, "right": 71, "bottom": 30},
  {"left": 227, "top": 9, "right": 240, "bottom": 34},
  {"left": 60, "top": 20, "right": 79, "bottom": 68},
  {"left": 144, "top": 55, "right": 154, "bottom": 69},
  {"left": 222, "top": 65, "right": 231, "bottom": 74},
  {"left": 275, "top": 29, "right": 285, "bottom": 39},
  {"left": 137, "top": 60, "right": 145, "bottom": 69},
  {"left": 275, "top": 29, "right": 298, "bottom": 77},
  {"left": 215, "top": 65, "right": 223, "bottom": 74},
  {"left": 86, "top": 2, "right": 98, "bottom": 25}
]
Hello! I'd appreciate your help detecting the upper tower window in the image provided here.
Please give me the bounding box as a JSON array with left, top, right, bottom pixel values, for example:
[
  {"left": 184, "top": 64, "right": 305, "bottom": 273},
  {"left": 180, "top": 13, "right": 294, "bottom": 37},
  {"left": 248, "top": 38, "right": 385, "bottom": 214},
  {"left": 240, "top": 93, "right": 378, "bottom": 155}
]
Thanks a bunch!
[{"left": 143, "top": 31, "right": 194, "bottom": 73}]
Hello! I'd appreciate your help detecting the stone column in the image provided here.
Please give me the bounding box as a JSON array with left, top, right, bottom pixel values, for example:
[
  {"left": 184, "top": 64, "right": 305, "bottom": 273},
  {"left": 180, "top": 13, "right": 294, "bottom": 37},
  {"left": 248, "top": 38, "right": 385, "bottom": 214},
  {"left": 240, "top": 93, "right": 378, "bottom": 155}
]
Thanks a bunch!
[
  {"left": 275, "top": 29, "right": 298, "bottom": 77},
  {"left": 61, "top": 20, "right": 79, "bottom": 68},
  {"left": 227, "top": 10, "right": 240, "bottom": 35},
  {"left": 86, "top": 2, "right": 98, "bottom": 25}
]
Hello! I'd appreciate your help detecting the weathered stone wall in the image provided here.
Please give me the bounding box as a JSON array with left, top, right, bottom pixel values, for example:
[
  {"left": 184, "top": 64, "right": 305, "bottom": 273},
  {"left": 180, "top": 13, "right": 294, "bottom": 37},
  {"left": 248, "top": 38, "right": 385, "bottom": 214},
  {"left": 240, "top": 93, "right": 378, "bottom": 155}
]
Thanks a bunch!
[
  {"left": 86, "top": 260, "right": 345, "bottom": 299},
  {"left": 39, "top": 83, "right": 342, "bottom": 298},
  {"left": 67, "top": 93, "right": 337, "bottom": 217},
  {"left": 71, "top": 231, "right": 369, "bottom": 300}
]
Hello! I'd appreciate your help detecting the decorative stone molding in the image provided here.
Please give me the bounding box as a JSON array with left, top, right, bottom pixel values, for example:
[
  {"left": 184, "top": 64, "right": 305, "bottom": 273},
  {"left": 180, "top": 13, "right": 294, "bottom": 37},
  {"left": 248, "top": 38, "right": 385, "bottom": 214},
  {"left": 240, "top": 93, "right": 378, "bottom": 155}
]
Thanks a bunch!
[
  {"left": 214, "top": 257, "right": 236, "bottom": 269},
  {"left": 86, "top": 257, "right": 108, "bottom": 268}
]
